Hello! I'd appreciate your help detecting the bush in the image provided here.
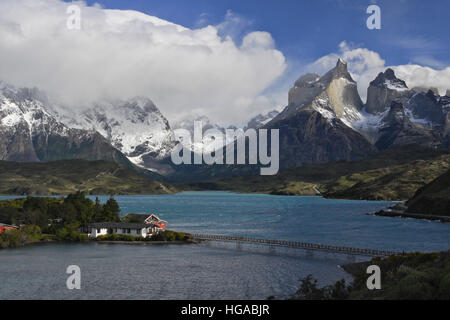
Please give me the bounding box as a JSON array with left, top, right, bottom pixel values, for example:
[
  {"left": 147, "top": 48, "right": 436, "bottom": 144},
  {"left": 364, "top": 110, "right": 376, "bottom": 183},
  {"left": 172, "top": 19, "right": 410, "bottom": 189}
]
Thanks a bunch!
[
  {"left": 290, "top": 275, "right": 351, "bottom": 300},
  {"left": 0, "top": 225, "right": 43, "bottom": 249},
  {"left": 96, "top": 234, "right": 144, "bottom": 242},
  {"left": 55, "top": 223, "right": 86, "bottom": 242}
]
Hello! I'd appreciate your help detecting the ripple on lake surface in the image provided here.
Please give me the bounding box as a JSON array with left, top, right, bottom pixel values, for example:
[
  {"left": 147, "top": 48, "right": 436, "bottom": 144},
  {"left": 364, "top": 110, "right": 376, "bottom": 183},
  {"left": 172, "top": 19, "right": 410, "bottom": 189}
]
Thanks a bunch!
[{"left": 0, "top": 192, "right": 448, "bottom": 300}]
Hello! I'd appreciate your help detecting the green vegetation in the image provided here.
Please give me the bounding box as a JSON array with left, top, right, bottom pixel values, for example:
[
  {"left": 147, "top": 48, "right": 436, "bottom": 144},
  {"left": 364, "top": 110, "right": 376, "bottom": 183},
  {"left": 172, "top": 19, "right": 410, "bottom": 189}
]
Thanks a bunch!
[
  {"left": 96, "top": 230, "right": 191, "bottom": 242},
  {"left": 289, "top": 275, "right": 352, "bottom": 300},
  {"left": 291, "top": 251, "right": 450, "bottom": 300},
  {"left": 0, "top": 192, "right": 191, "bottom": 249},
  {"left": 323, "top": 155, "right": 450, "bottom": 200},
  {"left": 406, "top": 169, "right": 450, "bottom": 216},
  {"left": 0, "top": 225, "right": 43, "bottom": 249},
  {"left": 183, "top": 145, "right": 449, "bottom": 201},
  {"left": 0, "top": 159, "right": 177, "bottom": 195},
  {"left": 0, "top": 192, "right": 120, "bottom": 248}
]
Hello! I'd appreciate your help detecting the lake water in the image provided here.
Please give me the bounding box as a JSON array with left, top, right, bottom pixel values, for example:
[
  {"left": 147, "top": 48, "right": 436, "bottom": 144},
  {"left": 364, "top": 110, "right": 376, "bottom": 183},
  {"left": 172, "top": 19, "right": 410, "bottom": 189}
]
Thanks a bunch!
[{"left": 0, "top": 192, "right": 449, "bottom": 300}]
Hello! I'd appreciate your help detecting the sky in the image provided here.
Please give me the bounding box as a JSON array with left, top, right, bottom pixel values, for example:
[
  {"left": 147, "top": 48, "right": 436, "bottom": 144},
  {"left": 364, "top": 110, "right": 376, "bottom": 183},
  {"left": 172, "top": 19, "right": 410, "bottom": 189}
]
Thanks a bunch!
[
  {"left": 0, "top": 0, "right": 449, "bottom": 125},
  {"left": 74, "top": 0, "right": 450, "bottom": 68}
]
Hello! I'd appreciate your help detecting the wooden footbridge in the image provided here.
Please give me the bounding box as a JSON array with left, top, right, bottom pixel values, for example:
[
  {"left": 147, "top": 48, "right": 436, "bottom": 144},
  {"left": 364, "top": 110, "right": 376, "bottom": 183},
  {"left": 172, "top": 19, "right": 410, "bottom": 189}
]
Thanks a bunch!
[{"left": 190, "top": 233, "right": 400, "bottom": 257}]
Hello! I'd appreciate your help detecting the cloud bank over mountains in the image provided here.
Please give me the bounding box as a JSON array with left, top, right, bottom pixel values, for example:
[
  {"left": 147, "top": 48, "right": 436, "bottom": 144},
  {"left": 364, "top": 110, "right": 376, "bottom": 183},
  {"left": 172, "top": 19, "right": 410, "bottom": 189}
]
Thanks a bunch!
[
  {"left": 0, "top": 1, "right": 448, "bottom": 125},
  {"left": 0, "top": 0, "right": 286, "bottom": 124}
]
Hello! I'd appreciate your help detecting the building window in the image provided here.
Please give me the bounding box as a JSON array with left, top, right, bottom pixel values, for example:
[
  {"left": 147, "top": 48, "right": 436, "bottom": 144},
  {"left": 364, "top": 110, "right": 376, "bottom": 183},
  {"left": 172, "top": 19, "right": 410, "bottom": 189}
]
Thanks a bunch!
[
  {"left": 127, "top": 229, "right": 131, "bottom": 234},
  {"left": 122, "top": 229, "right": 126, "bottom": 233},
  {"left": 97, "top": 228, "right": 101, "bottom": 233}
]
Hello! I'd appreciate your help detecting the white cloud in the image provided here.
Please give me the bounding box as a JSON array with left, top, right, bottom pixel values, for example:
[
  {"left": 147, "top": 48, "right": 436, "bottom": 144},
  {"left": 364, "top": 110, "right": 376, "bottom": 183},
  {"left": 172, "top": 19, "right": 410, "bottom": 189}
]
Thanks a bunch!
[
  {"left": 309, "top": 41, "right": 450, "bottom": 100},
  {"left": 0, "top": 0, "right": 286, "bottom": 124}
]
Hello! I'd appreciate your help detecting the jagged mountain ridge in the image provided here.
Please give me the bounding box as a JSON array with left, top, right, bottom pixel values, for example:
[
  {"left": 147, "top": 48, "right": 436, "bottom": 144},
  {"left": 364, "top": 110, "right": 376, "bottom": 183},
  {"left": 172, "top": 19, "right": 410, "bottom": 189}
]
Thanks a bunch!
[
  {"left": 263, "top": 59, "right": 375, "bottom": 169},
  {"left": 264, "top": 62, "right": 450, "bottom": 162},
  {"left": 1, "top": 58, "right": 449, "bottom": 179},
  {"left": 0, "top": 82, "right": 131, "bottom": 166},
  {"left": 53, "top": 97, "right": 177, "bottom": 171}
]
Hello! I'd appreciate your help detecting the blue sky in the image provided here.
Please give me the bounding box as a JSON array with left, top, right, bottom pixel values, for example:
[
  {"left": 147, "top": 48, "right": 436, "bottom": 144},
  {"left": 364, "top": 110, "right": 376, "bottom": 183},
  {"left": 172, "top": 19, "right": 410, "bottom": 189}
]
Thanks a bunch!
[{"left": 75, "top": 0, "right": 449, "bottom": 69}]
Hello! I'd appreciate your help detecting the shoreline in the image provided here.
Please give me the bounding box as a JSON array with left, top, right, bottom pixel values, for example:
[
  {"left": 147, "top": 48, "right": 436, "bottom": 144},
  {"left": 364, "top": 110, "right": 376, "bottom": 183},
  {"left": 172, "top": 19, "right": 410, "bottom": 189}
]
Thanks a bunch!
[
  {"left": 374, "top": 210, "right": 450, "bottom": 223},
  {"left": 0, "top": 238, "right": 196, "bottom": 251},
  {"left": 94, "top": 240, "right": 197, "bottom": 245}
]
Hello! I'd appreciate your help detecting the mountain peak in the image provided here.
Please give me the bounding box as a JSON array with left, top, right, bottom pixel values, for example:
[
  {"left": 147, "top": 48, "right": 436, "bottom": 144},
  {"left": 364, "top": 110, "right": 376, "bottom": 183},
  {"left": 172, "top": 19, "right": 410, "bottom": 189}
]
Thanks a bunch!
[
  {"left": 366, "top": 68, "right": 412, "bottom": 114},
  {"left": 371, "top": 68, "right": 408, "bottom": 90},
  {"left": 320, "top": 58, "right": 354, "bottom": 84},
  {"left": 336, "top": 58, "right": 347, "bottom": 67}
]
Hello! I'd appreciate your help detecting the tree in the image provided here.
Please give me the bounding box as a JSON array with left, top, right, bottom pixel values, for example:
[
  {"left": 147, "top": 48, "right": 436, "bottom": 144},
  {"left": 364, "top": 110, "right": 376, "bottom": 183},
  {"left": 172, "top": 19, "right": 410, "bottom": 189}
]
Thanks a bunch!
[
  {"left": 93, "top": 197, "right": 103, "bottom": 222},
  {"left": 102, "top": 197, "right": 120, "bottom": 222}
]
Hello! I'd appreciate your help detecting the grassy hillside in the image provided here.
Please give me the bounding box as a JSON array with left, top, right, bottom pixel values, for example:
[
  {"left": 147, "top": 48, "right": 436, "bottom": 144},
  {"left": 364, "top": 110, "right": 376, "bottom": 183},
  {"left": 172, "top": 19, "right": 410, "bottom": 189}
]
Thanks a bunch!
[
  {"left": 323, "top": 155, "right": 450, "bottom": 200},
  {"left": 0, "top": 160, "right": 177, "bottom": 195},
  {"left": 182, "top": 145, "right": 449, "bottom": 199},
  {"left": 406, "top": 170, "right": 450, "bottom": 216}
]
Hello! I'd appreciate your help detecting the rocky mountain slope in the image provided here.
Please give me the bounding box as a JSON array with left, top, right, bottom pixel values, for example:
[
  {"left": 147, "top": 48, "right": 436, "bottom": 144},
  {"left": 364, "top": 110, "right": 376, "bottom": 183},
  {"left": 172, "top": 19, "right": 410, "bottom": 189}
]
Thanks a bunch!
[
  {"left": 245, "top": 110, "right": 280, "bottom": 130},
  {"left": 359, "top": 69, "right": 449, "bottom": 149},
  {"left": 1, "top": 58, "right": 449, "bottom": 181},
  {"left": 0, "top": 82, "right": 131, "bottom": 166},
  {"left": 53, "top": 97, "right": 177, "bottom": 174},
  {"left": 263, "top": 59, "right": 375, "bottom": 168},
  {"left": 262, "top": 62, "right": 449, "bottom": 169}
]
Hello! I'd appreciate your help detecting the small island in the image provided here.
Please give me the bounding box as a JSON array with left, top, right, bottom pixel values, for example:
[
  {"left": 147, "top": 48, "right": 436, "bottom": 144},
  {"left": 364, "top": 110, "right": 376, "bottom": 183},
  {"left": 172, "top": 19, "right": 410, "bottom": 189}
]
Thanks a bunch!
[{"left": 0, "top": 192, "right": 191, "bottom": 249}]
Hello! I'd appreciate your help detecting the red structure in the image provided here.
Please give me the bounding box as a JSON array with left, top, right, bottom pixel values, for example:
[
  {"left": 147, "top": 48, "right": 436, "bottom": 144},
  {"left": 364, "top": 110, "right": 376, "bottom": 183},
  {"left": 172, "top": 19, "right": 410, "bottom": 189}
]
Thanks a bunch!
[
  {"left": 144, "top": 214, "right": 167, "bottom": 230},
  {"left": 0, "top": 223, "right": 18, "bottom": 233}
]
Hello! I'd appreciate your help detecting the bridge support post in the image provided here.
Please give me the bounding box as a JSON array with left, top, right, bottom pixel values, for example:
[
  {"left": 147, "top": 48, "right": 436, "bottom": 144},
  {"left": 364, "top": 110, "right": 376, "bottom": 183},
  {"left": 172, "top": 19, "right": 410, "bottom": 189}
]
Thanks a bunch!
[
  {"left": 236, "top": 241, "right": 242, "bottom": 250},
  {"left": 269, "top": 245, "right": 276, "bottom": 253}
]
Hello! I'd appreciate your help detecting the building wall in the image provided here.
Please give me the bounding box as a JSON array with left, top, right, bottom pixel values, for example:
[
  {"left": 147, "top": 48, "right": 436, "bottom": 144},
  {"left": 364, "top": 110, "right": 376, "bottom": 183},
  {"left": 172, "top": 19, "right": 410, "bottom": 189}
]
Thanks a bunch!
[{"left": 87, "top": 227, "right": 151, "bottom": 238}]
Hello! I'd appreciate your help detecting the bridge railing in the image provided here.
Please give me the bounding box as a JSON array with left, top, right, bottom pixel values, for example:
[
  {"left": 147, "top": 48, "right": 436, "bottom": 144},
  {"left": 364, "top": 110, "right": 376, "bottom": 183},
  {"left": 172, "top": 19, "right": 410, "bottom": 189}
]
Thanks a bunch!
[{"left": 190, "top": 233, "right": 400, "bottom": 257}]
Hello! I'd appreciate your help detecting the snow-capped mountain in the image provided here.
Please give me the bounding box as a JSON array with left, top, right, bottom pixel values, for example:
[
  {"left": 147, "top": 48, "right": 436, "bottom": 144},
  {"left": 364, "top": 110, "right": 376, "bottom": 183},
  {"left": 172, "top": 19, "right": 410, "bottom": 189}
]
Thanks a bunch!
[
  {"left": 278, "top": 58, "right": 364, "bottom": 128},
  {"left": 172, "top": 116, "right": 241, "bottom": 154},
  {"left": 263, "top": 59, "right": 450, "bottom": 169},
  {"left": 53, "top": 97, "right": 177, "bottom": 171},
  {"left": 1, "top": 59, "right": 449, "bottom": 177},
  {"left": 263, "top": 59, "right": 375, "bottom": 168},
  {"left": 0, "top": 82, "right": 130, "bottom": 165},
  {"left": 355, "top": 69, "right": 449, "bottom": 148},
  {"left": 245, "top": 110, "right": 280, "bottom": 130}
]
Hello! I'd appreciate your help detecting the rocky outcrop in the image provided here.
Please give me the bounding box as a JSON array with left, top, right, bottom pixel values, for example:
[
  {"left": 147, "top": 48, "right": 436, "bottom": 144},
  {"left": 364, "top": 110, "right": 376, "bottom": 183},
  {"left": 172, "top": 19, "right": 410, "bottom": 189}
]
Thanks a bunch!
[
  {"left": 365, "top": 68, "right": 413, "bottom": 114},
  {"left": 407, "top": 90, "right": 445, "bottom": 125},
  {"left": 375, "top": 101, "right": 443, "bottom": 150},
  {"left": 264, "top": 59, "right": 374, "bottom": 168}
]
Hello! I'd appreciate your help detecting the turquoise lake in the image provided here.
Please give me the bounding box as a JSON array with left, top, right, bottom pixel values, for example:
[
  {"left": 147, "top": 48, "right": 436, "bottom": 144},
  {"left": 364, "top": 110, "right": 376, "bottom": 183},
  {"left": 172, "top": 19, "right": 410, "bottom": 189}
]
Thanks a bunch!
[{"left": 0, "top": 192, "right": 448, "bottom": 299}]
